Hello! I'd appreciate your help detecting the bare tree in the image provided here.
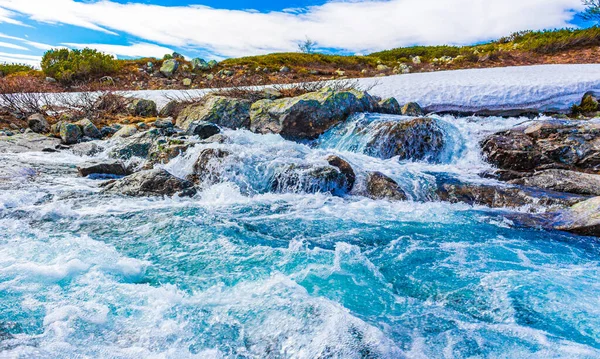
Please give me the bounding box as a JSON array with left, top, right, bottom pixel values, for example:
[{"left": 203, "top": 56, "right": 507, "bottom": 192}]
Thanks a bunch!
[
  {"left": 298, "top": 37, "right": 317, "bottom": 54},
  {"left": 582, "top": 0, "right": 600, "bottom": 22}
]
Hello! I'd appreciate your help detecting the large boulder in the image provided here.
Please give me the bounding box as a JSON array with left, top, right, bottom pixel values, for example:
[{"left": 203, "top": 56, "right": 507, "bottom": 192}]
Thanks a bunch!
[
  {"left": 76, "top": 118, "right": 102, "bottom": 139},
  {"left": 249, "top": 87, "right": 377, "bottom": 140},
  {"left": 128, "top": 99, "right": 158, "bottom": 117},
  {"left": 59, "top": 122, "right": 82, "bottom": 145},
  {"left": 187, "top": 148, "right": 230, "bottom": 184},
  {"left": 436, "top": 177, "right": 587, "bottom": 210},
  {"left": 160, "top": 59, "right": 179, "bottom": 77},
  {"left": 365, "top": 172, "right": 408, "bottom": 201},
  {"left": 364, "top": 118, "right": 447, "bottom": 162},
  {"left": 191, "top": 58, "right": 210, "bottom": 71},
  {"left": 188, "top": 121, "right": 220, "bottom": 139},
  {"left": 509, "top": 169, "right": 600, "bottom": 196},
  {"left": 77, "top": 160, "right": 129, "bottom": 177},
  {"left": 401, "top": 102, "right": 424, "bottom": 116},
  {"left": 176, "top": 96, "right": 251, "bottom": 132},
  {"left": 148, "top": 140, "right": 191, "bottom": 165},
  {"left": 553, "top": 196, "right": 600, "bottom": 236},
  {"left": 0, "top": 132, "right": 60, "bottom": 153},
  {"left": 27, "top": 114, "right": 49, "bottom": 134},
  {"left": 113, "top": 125, "right": 138, "bottom": 138},
  {"left": 270, "top": 164, "right": 350, "bottom": 195},
  {"left": 109, "top": 129, "right": 162, "bottom": 160},
  {"left": 482, "top": 120, "right": 600, "bottom": 173},
  {"left": 377, "top": 98, "right": 402, "bottom": 115},
  {"left": 102, "top": 169, "right": 196, "bottom": 197}
]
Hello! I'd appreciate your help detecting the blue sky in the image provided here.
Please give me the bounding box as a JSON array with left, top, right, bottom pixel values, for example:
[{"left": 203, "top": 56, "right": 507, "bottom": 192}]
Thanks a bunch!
[{"left": 0, "top": 0, "right": 592, "bottom": 67}]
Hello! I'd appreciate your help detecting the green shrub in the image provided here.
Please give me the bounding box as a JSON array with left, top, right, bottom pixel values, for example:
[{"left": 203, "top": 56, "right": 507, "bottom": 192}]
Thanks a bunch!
[
  {"left": 369, "top": 45, "right": 462, "bottom": 62},
  {"left": 0, "top": 63, "right": 35, "bottom": 76},
  {"left": 41, "top": 48, "right": 120, "bottom": 84}
]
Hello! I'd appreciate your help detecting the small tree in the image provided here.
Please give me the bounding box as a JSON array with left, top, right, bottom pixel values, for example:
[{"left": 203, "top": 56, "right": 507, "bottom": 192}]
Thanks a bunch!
[
  {"left": 298, "top": 37, "right": 317, "bottom": 54},
  {"left": 582, "top": 0, "right": 600, "bottom": 23}
]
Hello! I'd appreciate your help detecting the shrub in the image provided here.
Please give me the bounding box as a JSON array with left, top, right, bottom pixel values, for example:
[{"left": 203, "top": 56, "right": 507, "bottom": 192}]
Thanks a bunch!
[
  {"left": 41, "top": 48, "right": 120, "bottom": 84},
  {"left": 0, "top": 63, "right": 35, "bottom": 77}
]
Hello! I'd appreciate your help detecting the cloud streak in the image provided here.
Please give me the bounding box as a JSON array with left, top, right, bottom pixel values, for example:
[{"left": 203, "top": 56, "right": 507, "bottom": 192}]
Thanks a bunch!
[{"left": 0, "top": 0, "right": 585, "bottom": 58}]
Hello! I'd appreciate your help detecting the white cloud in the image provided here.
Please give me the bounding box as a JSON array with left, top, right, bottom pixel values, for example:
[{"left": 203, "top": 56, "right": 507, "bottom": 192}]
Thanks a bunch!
[
  {"left": 0, "top": 0, "right": 585, "bottom": 58},
  {"left": 63, "top": 42, "right": 174, "bottom": 59},
  {"left": 0, "top": 32, "right": 55, "bottom": 50},
  {"left": 0, "top": 41, "right": 28, "bottom": 50},
  {"left": 0, "top": 51, "right": 41, "bottom": 67}
]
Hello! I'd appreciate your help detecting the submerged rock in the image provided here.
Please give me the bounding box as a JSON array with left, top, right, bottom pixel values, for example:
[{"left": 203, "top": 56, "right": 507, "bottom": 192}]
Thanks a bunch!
[
  {"left": 77, "top": 160, "right": 129, "bottom": 177},
  {"left": 365, "top": 172, "right": 408, "bottom": 201},
  {"left": 364, "top": 118, "right": 447, "bottom": 162},
  {"left": 553, "top": 196, "right": 600, "bottom": 236},
  {"left": 27, "top": 114, "right": 49, "bottom": 134},
  {"left": 509, "top": 169, "right": 600, "bottom": 196},
  {"left": 102, "top": 169, "right": 195, "bottom": 197},
  {"left": 176, "top": 96, "right": 251, "bottom": 132},
  {"left": 271, "top": 164, "right": 350, "bottom": 195},
  {"left": 250, "top": 87, "right": 377, "bottom": 140},
  {"left": 326, "top": 155, "right": 356, "bottom": 192},
  {"left": 187, "top": 148, "right": 230, "bottom": 184}
]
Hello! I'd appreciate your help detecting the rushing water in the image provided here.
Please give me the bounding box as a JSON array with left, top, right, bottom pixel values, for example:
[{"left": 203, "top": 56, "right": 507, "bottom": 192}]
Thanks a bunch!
[{"left": 1, "top": 113, "right": 600, "bottom": 359}]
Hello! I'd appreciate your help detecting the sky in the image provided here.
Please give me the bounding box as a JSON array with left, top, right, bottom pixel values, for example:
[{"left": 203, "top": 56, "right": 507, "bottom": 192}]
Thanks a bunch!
[{"left": 0, "top": 0, "right": 593, "bottom": 67}]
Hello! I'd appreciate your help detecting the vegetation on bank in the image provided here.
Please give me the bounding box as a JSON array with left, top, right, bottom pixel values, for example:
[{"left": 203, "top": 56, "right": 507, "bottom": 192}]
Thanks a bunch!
[{"left": 0, "top": 27, "right": 599, "bottom": 92}]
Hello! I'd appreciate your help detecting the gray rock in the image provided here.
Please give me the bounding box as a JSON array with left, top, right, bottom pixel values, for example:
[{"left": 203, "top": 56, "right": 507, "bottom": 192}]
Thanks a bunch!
[
  {"left": 401, "top": 102, "right": 424, "bottom": 116},
  {"left": 176, "top": 95, "right": 251, "bottom": 131},
  {"left": 102, "top": 169, "right": 196, "bottom": 197},
  {"left": 191, "top": 58, "right": 210, "bottom": 71},
  {"left": 77, "top": 160, "right": 129, "bottom": 177},
  {"left": 365, "top": 172, "right": 408, "bottom": 201},
  {"left": 271, "top": 164, "right": 349, "bottom": 195},
  {"left": 154, "top": 117, "right": 174, "bottom": 129},
  {"left": 160, "top": 59, "right": 179, "bottom": 77},
  {"left": 27, "top": 114, "right": 50, "bottom": 134},
  {"left": 0, "top": 132, "right": 60, "bottom": 153},
  {"left": 159, "top": 100, "right": 180, "bottom": 118},
  {"left": 128, "top": 99, "right": 158, "bottom": 117},
  {"left": 59, "top": 123, "right": 82, "bottom": 145},
  {"left": 110, "top": 129, "right": 161, "bottom": 160},
  {"left": 70, "top": 142, "right": 105, "bottom": 156},
  {"left": 249, "top": 87, "right": 377, "bottom": 140},
  {"left": 113, "top": 125, "right": 138, "bottom": 138},
  {"left": 553, "top": 196, "right": 600, "bottom": 236},
  {"left": 509, "top": 169, "right": 600, "bottom": 196},
  {"left": 279, "top": 66, "right": 290, "bottom": 73},
  {"left": 188, "top": 121, "right": 220, "bottom": 139},
  {"left": 76, "top": 118, "right": 102, "bottom": 139},
  {"left": 187, "top": 148, "right": 230, "bottom": 184},
  {"left": 378, "top": 98, "right": 402, "bottom": 115}
]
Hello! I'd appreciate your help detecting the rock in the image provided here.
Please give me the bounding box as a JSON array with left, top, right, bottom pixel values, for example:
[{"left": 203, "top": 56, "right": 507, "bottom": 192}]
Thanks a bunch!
[
  {"left": 249, "top": 87, "right": 377, "bottom": 140},
  {"left": 176, "top": 96, "right": 251, "bottom": 131},
  {"left": 183, "top": 78, "right": 192, "bottom": 86},
  {"left": 366, "top": 172, "right": 408, "bottom": 201},
  {"left": 59, "top": 123, "right": 82, "bottom": 145},
  {"left": 27, "top": 114, "right": 49, "bottom": 134},
  {"left": 191, "top": 58, "right": 210, "bottom": 71},
  {"left": 160, "top": 59, "right": 179, "bottom": 77},
  {"left": 148, "top": 141, "right": 190, "bottom": 165},
  {"left": 553, "top": 196, "right": 600, "bottom": 236},
  {"left": 377, "top": 98, "right": 401, "bottom": 115},
  {"left": 159, "top": 100, "right": 180, "bottom": 117},
  {"left": 572, "top": 92, "right": 599, "bottom": 115},
  {"left": 262, "top": 88, "right": 282, "bottom": 100},
  {"left": 76, "top": 118, "right": 102, "bottom": 139},
  {"left": 154, "top": 117, "right": 174, "bottom": 129},
  {"left": 376, "top": 64, "right": 390, "bottom": 71},
  {"left": 436, "top": 177, "right": 587, "bottom": 210},
  {"left": 201, "top": 134, "right": 229, "bottom": 144},
  {"left": 102, "top": 169, "right": 196, "bottom": 197},
  {"left": 100, "top": 126, "right": 118, "bottom": 138},
  {"left": 187, "top": 148, "right": 230, "bottom": 184},
  {"left": 482, "top": 120, "right": 600, "bottom": 173},
  {"left": 77, "top": 160, "right": 129, "bottom": 177},
  {"left": 70, "top": 142, "right": 105, "bottom": 156},
  {"left": 172, "top": 52, "right": 184, "bottom": 60},
  {"left": 509, "top": 169, "right": 600, "bottom": 196},
  {"left": 279, "top": 66, "right": 290, "bottom": 73},
  {"left": 113, "top": 125, "right": 138, "bottom": 138},
  {"left": 363, "top": 118, "right": 447, "bottom": 162},
  {"left": 188, "top": 121, "right": 220, "bottom": 139},
  {"left": 326, "top": 155, "right": 356, "bottom": 192},
  {"left": 271, "top": 164, "right": 349, "bottom": 195},
  {"left": 110, "top": 129, "right": 162, "bottom": 160},
  {"left": 0, "top": 132, "right": 61, "bottom": 153},
  {"left": 207, "top": 60, "right": 218, "bottom": 69},
  {"left": 401, "top": 102, "right": 424, "bottom": 116},
  {"left": 45, "top": 77, "right": 57, "bottom": 83},
  {"left": 127, "top": 99, "right": 158, "bottom": 117}
]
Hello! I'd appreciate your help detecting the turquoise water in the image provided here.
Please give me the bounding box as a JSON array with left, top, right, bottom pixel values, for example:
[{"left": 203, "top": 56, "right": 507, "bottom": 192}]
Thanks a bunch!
[{"left": 1, "top": 114, "right": 599, "bottom": 358}]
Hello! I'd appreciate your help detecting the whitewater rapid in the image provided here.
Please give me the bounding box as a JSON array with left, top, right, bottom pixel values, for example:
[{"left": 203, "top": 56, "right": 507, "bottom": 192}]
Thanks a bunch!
[{"left": 1, "top": 113, "right": 600, "bottom": 358}]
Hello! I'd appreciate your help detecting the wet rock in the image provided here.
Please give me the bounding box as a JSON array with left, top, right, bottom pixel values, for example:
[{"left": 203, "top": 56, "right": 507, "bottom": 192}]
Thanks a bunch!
[
  {"left": 365, "top": 172, "right": 408, "bottom": 201},
  {"left": 128, "top": 99, "right": 158, "bottom": 117},
  {"left": 77, "top": 160, "right": 129, "bottom": 177},
  {"left": 436, "top": 177, "right": 587, "bottom": 210},
  {"left": 187, "top": 148, "right": 230, "bottom": 184},
  {"left": 326, "top": 155, "right": 356, "bottom": 192},
  {"left": 271, "top": 164, "right": 349, "bottom": 195},
  {"left": 113, "top": 125, "right": 138, "bottom": 138},
  {"left": 59, "top": 122, "right": 82, "bottom": 145},
  {"left": 103, "top": 169, "right": 196, "bottom": 197},
  {"left": 553, "top": 196, "right": 600, "bottom": 236},
  {"left": 201, "top": 134, "right": 229, "bottom": 144},
  {"left": 176, "top": 95, "right": 251, "bottom": 132},
  {"left": 100, "top": 126, "right": 118, "bottom": 138},
  {"left": 509, "top": 169, "right": 600, "bottom": 196},
  {"left": 76, "top": 118, "right": 102, "bottom": 139},
  {"left": 27, "top": 114, "right": 49, "bottom": 134},
  {"left": 377, "top": 98, "right": 401, "bottom": 115},
  {"left": 250, "top": 87, "right": 377, "bottom": 140},
  {"left": 482, "top": 120, "right": 600, "bottom": 173},
  {"left": 70, "top": 142, "right": 105, "bottom": 156},
  {"left": 110, "top": 129, "right": 162, "bottom": 160},
  {"left": 364, "top": 118, "right": 447, "bottom": 162},
  {"left": 401, "top": 102, "right": 424, "bottom": 116},
  {"left": 154, "top": 117, "right": 174, "bottom": 129},
  {"left": 0, "top": 132, "right": 61, "bottom": 153},
  {"left": 148, "top": 140, "right": 190, "bottom": 165},
  {"left": 188, "top": 121, "right": 220, "bottom": 139}
]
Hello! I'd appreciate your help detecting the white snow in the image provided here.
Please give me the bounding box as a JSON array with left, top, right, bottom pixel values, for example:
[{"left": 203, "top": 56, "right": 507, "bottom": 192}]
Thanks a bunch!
[{"left": 40, "top": 64, "right": 600, "bottom": 113}]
